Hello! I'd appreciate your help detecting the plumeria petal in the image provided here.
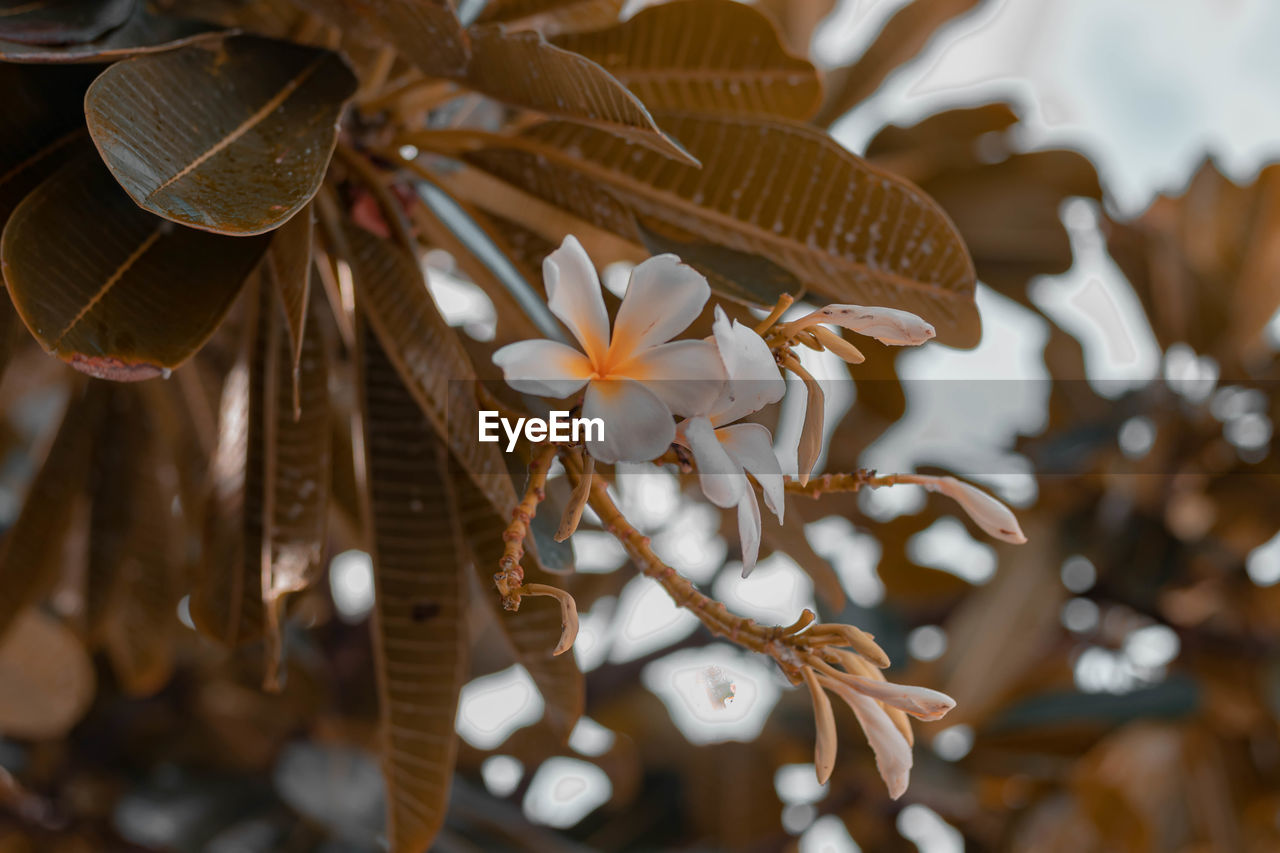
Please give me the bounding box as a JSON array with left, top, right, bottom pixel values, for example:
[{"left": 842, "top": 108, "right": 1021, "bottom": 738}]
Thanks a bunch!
[
  {"left": 821, "top": 676, "right": 914, "bottom": 799},
  {"left": 717, "top": 423, "right": 784, "bottom": 523},
  {"left": 582, "top": 378, "right": 675, "bottom": 464},
  {"left": 682, "top": 416, "right": 744, "bottom": 508},
  {"left": 844, "top": 675, "right": 956, "bottom": 721},
  {"left": 708, "top": 307, "right": 786, "bottom": 425},
  {"left": 544, "top": 235, "right": 610, "bottom": 363},
  {"left": 492, "top": 339, "right": 593, "bottom": 398},
  {"left": 609, "top": 254, "right": 710, "bottom": 360},
  {"left": 813, "top": 305, "right": 936, "bottom": 346},
  {"left": 921, "top": 475, "right": 1027, "bottom": 544},
  {"left": 617, "top": 339, "right": 726, "bottom": 417},
  {"left": 738, "top": 485, "right": 762, "bottom": 577}
]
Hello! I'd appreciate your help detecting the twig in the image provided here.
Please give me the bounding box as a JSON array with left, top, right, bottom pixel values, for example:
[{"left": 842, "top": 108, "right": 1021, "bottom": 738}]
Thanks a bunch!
[{"left": 494, "top": 443, "right": 557, "bottom": 607}]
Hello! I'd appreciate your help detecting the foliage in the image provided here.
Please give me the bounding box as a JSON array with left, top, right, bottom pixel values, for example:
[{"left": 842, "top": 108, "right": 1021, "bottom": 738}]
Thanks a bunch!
[{"left": 0, "top": 1, "right": 1276, "bottom": 852}]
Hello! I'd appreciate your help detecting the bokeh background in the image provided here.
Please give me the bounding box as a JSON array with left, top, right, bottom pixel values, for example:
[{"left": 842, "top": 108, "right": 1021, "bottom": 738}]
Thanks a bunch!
[{"left": 3, "top": 1, "right": 1279, "bottom": 851}]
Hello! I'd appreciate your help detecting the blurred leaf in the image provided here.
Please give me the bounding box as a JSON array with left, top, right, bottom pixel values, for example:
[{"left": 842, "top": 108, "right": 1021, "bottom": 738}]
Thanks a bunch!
[
  {"left": 88, "top": 385, "right": 186, "bottom": 695},
  {"left": 192, "top": 276, "right": 330, "bottom": 660},
  {"left": 474, "top": 0, "right": 624, "bottom": 35},
  {"left": 85, "top": 34, "right": 357, "bottom": 235},
  {"left": 0, "top": 64, "right": 95, "bottom": 229},
  {"left": 0, "top": 9, "right": 223, "bottom": 62},
  {"left": 551, "top": 0, "right": 822, "bottom": 120},
  {"left": 0, "top": 608, "right": 95, "bottom": 739},
  {"left": 192, "top": 285, "right": 268, "bottom": 645},
  {"left": 1, "top": 154, "right": 269, "bottom": 380},
  {"left": 263, "top": 203, "right": 314, "bottom": 415},
  {"left": 813, "top": 0, "right": 983, "bottom": 126},
  {"left": 452, "top": 114, "right": 980, "bottom": 345},
  {"left": 455, "top": 478, "right": 585, "bottom": 742},
  {"left": 357, "top": 324, "right": 466, "bottom": 853},
  {"left": 0, "top": 0, "right": 134, "bottom": 46},
  {"left": 866, "top": 104, "right": 1102, "bottom": 300},
  {"left": 465, "top": 26, "right": 698, "bottom": 165},
  {"left": 260, "top": 282, "right": 331, "bottom": 686},
  {"left": 344, "top": 223, "right": 518, "bottom": 517},
  {"left": 290, "top": 0, "right": 468, "bottom": 77},
  {"left": 0, "top": 380, "right": 105, "bottom": 638}
]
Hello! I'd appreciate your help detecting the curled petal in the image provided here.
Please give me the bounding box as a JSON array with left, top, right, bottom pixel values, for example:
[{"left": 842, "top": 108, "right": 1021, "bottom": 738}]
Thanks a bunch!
[
  {"left": 520, "top": 584, "right": 579, "bottom": 656},
  {"left": 709, "top": 306, "right": 786, "bottom": 424},
  {"left": 737, "top": 484, "right": 762, "bottom": 577},
  {"left": 795, "top": 369, "right": 825, "bottom": 485},
  {"left": 921, "top": 475, "right": 1027, "bottom": 544},
  {"left": 583, "top": 378, "right": 675, "bottom": 464},
  {"left": 609, "top": 254, "right": 710, "bottom": 359},
  {"left": 545, "top": 235, "right": 610, "bottom": 363},
  {"left": 803, "top": 668, "right": 837, "bottom": 785},
  {"left": 493, "top": 339, "right": 592, "bottom": 398},
  {"left": 682, "top": 416, "right": 744, "bottom": 508},
  {"left": 813, "top": 305, "right": 936, "bottom": 347},
  {"left": 717, "top": 423, "right": 784, "bottom": 523},
  {"left": 617, "top": 339, "right": 725, "bottom": 417},
  {"left": 844, "top": 675, "right": 956, "bottom": 721},
  {"left": 820, "top": 675, "right": 913, "bottom": 799}
]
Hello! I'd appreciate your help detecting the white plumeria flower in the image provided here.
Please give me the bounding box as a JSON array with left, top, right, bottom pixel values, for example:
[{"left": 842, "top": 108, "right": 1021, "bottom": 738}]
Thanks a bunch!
[
  {"left": 679, "top": 307, "right": 787, "bottom": 576},
  {"left": 493, "top": 236, "right": 725, "bottom": 463}
]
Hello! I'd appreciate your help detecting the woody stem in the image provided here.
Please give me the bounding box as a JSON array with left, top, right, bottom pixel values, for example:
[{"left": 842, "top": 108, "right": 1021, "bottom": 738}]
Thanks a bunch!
[{"left": 494, "top": 442, "right": 557, "bottom": 608}]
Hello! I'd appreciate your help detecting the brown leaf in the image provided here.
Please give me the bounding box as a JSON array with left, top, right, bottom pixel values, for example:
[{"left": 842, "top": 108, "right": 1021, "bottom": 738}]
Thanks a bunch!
[
  {"left": 0, "top": 379, "right": 105, "bottom": 638},
  {"left": 0, "top": 9, "right": 224, "bottom": 63},
  {"left": 452, "top": 113, "right": 980, "bottom": 344},
  {"left": 343, "top": 223, "right": 517, "bottom": 518},
  {"left": 87, "top": 385, "right": 185, "bottom": 695},
  {"left": 357, "top": 323, "right": 466, "bottom": 853},
  {"left": 1, "top": 154, "right": 269, "bottom": 380},
  {"left": 813, "top": 0, "right": 983, "bottom": 126},
  {"left": 191, "top": 275, "right": 330, "bottom": 657},
  {"left": 290, "top": 0, "right": 469, "bottom": 78},
  {"left": 260, "top": 280, "right": 331, "bottom": 687},
  {"left": 0, "top": 608, "right": 95, "bottom": 740},
  {"left": 85, "top": 34, "right": 357, "bottom": 235},
  {"left": 475, "top": 0, "right": 624, "bottom": 35},
  {"left": 264, "top": 203, "right": 315, "bottom": 416},
  {"left": 0, "top": 64, "right": 95, "bottom": 230},
  {"left": 552, "top": 0, "right": 822, "bottom": 120},
  {"left": 0, "top": 0, "right": 135, "bottom": 46},
  {"left": 465, "top": 25, "right": 698, "bottom": 165},
  {"left": 455, "top": 477, "right": 585, "bottom": 742}
]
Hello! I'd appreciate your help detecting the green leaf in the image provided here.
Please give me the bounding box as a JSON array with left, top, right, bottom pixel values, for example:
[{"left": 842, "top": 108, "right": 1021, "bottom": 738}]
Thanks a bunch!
[
  {"left": 343, "top": 224, "right": 518, "bottom": 518},
  {"left": 552, "top": 0, "right": 823, "bottom": 120},
  {"left": 1, "top": 154, "right": 269, "bottom": 379},
  {"left": 85, "top": 34, "right": 357, "bottom": 235},
  {"left": 454, "top": 113, "right": 980, "bottom": 345},
  {"left": 0, "top": 9, "right": 224, "bottom": 63},
  {"left": 357, "top": 323, "right": 466, "bottom": 853},
  {"left": 0, "top": 0, "right": 135, "bottom": 46}
]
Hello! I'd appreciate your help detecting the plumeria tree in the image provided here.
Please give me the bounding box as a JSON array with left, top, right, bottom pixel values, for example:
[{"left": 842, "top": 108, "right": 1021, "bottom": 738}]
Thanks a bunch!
[
  {"left": 487, "top": 234, "right": 1025, "bottom": 800},
  {"left": 5, "top": 0, "right": 1224, "bottom": 851}
]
